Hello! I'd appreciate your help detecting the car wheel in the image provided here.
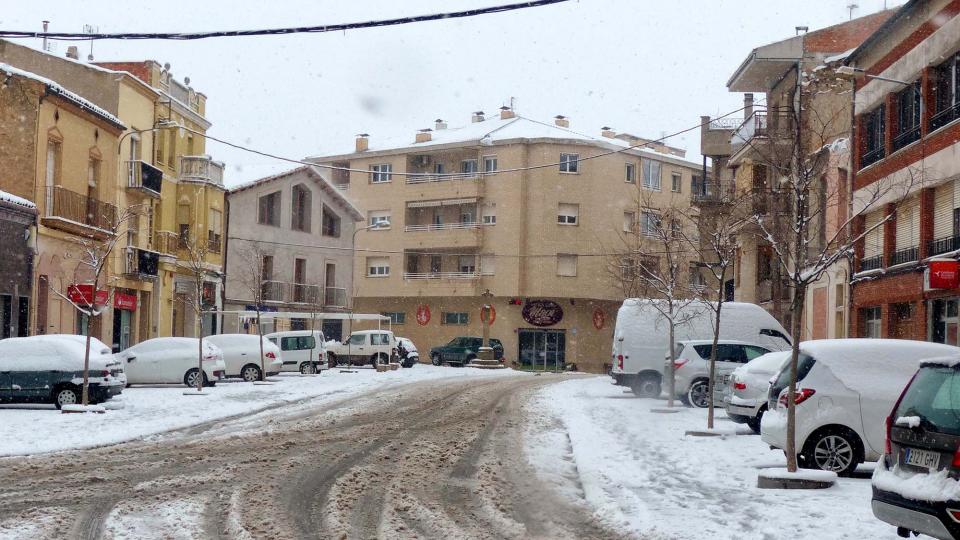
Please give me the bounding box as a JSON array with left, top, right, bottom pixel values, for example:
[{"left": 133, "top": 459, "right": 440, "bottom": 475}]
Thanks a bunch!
[
  {"left": 53, "top": 386, "right": 79, "bottom": 409},
  {"left": 242, "top": 364, "right": 263, "bottom": 382},
  {"left": 465, "top": 354, "right": 477, "bottom": 364},
  {"left": 184, "top": 368, "right": 206, "bottom": 388},
  {"left": 431, "top": 354, "right": 442, "bottom": 366},
  {"left": 747, "top": 407, "right": 766, "bottom": 434},
  {"left": 803, "top": 428, "right": 862, "bottom": 476},
  {"left": 299, "top": 362, "right": 317, "bottom": 375},
  {"left": 686, "top": 379, "right": 710, "bottom": 408},
  {"left": 370, "top": 354, "right": 380, "bottom": 367},
  {"left": 630, "top": 376, "right": 661, "bottom": 398},
  {"left": 328, "top": 353, "right": 339, "bottom": 367}
]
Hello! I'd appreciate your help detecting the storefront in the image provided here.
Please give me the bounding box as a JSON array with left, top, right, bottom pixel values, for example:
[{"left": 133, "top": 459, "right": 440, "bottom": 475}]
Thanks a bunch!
[{"left": 112, "top": 290, "right": 138, "bottom": 352}]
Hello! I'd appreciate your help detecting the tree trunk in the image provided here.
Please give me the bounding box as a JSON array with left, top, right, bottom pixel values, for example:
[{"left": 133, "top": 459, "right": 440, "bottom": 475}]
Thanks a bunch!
[
  {"left": 257, "top": 309, "right": 265, "bottom": 381},
  {"left": 197, "top": 309, "right": 204, "bottom": 392},
  {"left": 82, "top": 318, "right": 92, "bottom": 406},
  {"left": 706, "top": 301, "right": 724, "bottom": 429},
  {"left": 785, "top": 286, "right": 806, "bottom": 472},
  {"left": 667, "top": 319, "right": 676, "bottom": 408}
]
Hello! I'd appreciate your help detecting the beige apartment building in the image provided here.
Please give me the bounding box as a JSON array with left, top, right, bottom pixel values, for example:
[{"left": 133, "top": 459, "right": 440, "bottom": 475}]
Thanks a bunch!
[{"left": 309, "top": 108, "right": 704, "bottom": 372}]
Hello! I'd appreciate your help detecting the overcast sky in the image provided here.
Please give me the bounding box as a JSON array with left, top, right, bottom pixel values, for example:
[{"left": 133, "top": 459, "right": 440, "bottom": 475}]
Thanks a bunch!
[{"left": 4, "top": 0, "right": 896, "bottom": 187}]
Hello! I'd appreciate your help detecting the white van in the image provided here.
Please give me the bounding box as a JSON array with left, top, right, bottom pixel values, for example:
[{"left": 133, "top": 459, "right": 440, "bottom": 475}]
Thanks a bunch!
[
  {"left": 264, "top": 330, "right": 328, "bottom": 374},
  {"left": 610, "top": 300, "right": 791, "bottom": 397}
]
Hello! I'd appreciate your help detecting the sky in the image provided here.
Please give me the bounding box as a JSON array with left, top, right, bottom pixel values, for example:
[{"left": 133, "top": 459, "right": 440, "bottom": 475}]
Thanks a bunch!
[{"left": 2, "top": 0, "right": 898, "bottom": 187}]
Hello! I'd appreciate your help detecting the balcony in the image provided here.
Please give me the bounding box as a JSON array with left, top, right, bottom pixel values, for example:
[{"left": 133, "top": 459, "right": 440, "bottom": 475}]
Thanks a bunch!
[
  {"left": 931, "top": 102, "right": 960, "bottom": 132},
  {"left": 207, "top": 232, "right": 222, "bottom": 254},
  {"left": 691, "top": 180, "right": 733, "bottom": 204},
  {"left": 928, "top": 235, "right": 960, "bottom": 257},
  {"left": 261, "top": 281, "right": 322, "bottom": 305},
  {"left": 406, "top": 172, "right": 480, "bottom": 185},
  {"left": 324, "top": 287, "right": 347, "bottom": 308},
  {"left": 891, "top": 246, "right": 919, "bottom": 266},
  {"left": 892, "top": 126, "right": 921, "bottom": 153},
  {"left": 403, "top": 250, "right": 485, "bottom": 281},
  {"left": 125, "top": 160, "right": 163, "bottom": 196},
  {"left": 730, "top": 112, "right": 794, "bottom": 151},
  {"left": 403, "top": 271, "right": 481, "bottom": 280},
  {"left": 154, "top": 230, "right": 179, "bottom": 257},
  {"left": 179, "top": 156, "right": 224, "bottom": 186},
  {"left": 404, "top": 222, "right": 481, "bottom": 232},
  {"left": 861, "top": 146, "right": 885, "bottom": 169},
  {"left": 41, "top": 185, "right": 117, "bottom": 238},
  {"left": 860, "top": 255, "right": 883, "bottom": 272},
  {"left": 124, "top": 247, "right": 160, "bottom": 277}
]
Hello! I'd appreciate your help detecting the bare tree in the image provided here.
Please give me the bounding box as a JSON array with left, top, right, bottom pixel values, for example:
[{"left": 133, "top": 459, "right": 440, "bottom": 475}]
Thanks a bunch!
[
  {"left": 53, "top": 205, "right": 142, "bottom": 406},
  {"left": 177, "top": 233, "right": 216, "bottom": 391},
  {"left": 233, "top": 243, "right": 270, "bottom": 381}
]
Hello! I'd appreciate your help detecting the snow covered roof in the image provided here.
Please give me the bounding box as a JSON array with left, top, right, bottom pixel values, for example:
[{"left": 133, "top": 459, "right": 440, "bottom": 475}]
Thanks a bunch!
[
  {"left": 0, "top": 63, "right": 125, "bottom": 130},
  {"left": 229, "top": 165, "right": 363, "bottom": 221},
  {"left": 308, "top": 114, "right": 698, "bottom": 168},
  {"left": 0, "top": 190, "right": 36, "bottom": 210}
]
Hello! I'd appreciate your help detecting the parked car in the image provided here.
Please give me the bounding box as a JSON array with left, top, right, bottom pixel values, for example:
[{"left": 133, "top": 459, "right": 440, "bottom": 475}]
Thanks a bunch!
[
  {"left": 872, "top": 354, "right": 960, "bottom": 540},
  {"left": 724, "top": 350, "right": 790, "bottom": 433},
  {"left": 611, "top": 300, "right": 791, "bottom": 398},
  {"left": 264, "top": 330, "right": 328, "bottom": 374},
  {"left": 430, "top": 337, "right": 504, "bottom": 366},
  {"left": 761, "top": 339, "right": 960, "bottom": 476},
  {"left": 43, "top": 334, "right": 126, "bottom": 386},
  {"left": 0, "top": 336, "right": 123, "bottom": 408},
  {"left": 117, "top": 338, "right": 225, "bottom": 387},
  {"left": 205, "top": 334, "right": 283, "bottom": 381},
  {"left": 667, "top": 340, "right": 773, "bottom": 408},
  {"left": 396, "top": 337, "right": 419, "bottom": 368},
  {"left": 326, "top": 330, "right": 397, "bottom": 367}
]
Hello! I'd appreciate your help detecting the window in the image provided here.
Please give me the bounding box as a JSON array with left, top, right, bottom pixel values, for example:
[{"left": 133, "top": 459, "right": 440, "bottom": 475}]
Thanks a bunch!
[
  {"left": 623, "top": 211, "right": 636, "bottom": 233},
  {"left": 625, "top": 162, "right": 636, "bottom": 183},
  {"left": 258, "top": 191, "right": 281, "bottom": 226},
  {"left": 370, "top": 163, "right": 393, "bottom": 183},
  {"left": 483, "top": 155, "right": 498, "bottom": 172},
  {"left": 281, "top": 335, "right": 316, "bottom": 351},
  {"left": 557, "top": 254, "right": 577, "bottom": 276},
  {"left": 155, "top": 130, "right": 165, "bottom": 164},
  {"left": 863, "top": 306, "right": 882, "bottom": 338},
  {"left": 480, "top": 254, "right": 496, "bottom": 275},
  {"left": 261, "top": 255, "right": 274, "bottom": 281},
  {"left": 368, "top": 210, "right": 391, "bottom": 228},
  {"left": 347, "top": 334, "right": 366, "bottom": 346},
  {"left": 434, "top": 162, "right": 445, "bottom": 175},
  {"left": 671, "top": 172, "right": 682, "bottom": 193},
  {"left": 558, "top": 203, "right": 579, "bottom": 225},
  {"left": 208, "top": 209, "right": 222, "bottom": 253},
  {"left": 642, "top": 159, "right": 662, "bottom": 190},
  {"left": 559, "top": 153, "right": 579, "bottom": 173},
  {"left": 641, "top": 211, "right": 661, "bottom": 236},
  {"left": 382, "top": 312, "right": 406, "bottom": 324},
  {"left": 671, "top": 219, "right": 682, "bottom": 238},
  {"left": 442, "top": 312, "right": 469, "bottom": 325},
  {"left": 166, "top": 127, "right": 176, "bottom": 167},
  {"left": 367, "top": 256, "right": 390, "bottom": 276},
  {"left": 177, "top": 203, "right": 190, "bottom": 247},
  {"left": 461, "top": 159, "right": 478, "bottom": 176},
  {"left": 689, "top": 265, "right": 705, "bottom": 288},
  {"left": 482, "top": 213, "right": 496, "bottom": 225},
  {"left": 291, "top": 184, "right": 312, "bottom": 232},
  {"left": 894, "top": 81, "right": 922, "bottom": 151},
  {"left": 458, "top": 255, "right": 476, "bottom": 273},
  {"left": 371, "top": 333, "right": 391, "bottom": 345},
  {"left": 460, "top": 209, "right": 474, "bottom": 224},
  {"left": 861, "top": 104, "right": 886, "bottom": 168},
  {"left": 933, "top": 52, "right": 960, "bottom": 130},
  {"left": 321, "top": 205, "right": 341, "bottom": 237}
]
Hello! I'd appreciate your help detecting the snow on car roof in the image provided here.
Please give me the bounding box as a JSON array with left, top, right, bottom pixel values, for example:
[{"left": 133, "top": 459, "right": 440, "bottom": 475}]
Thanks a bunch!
[
  {"left": 919, "top": 356, "right": 960, "bottom": 368},
  {"left": 743, "top": 351, "right": 791, "bottom": 374},
  {"left": 677, "top": 339, "right": 758, "bottom": 346},
  {"left": 0, "top": 337, "right": 111, "bottom": 371}
]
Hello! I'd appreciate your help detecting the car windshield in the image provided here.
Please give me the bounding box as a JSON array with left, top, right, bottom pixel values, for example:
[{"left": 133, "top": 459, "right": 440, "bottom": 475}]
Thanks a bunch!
[
  {"left": 447, "top": 338, "right": 463, "bottom": 347},
  {"left": 895, "top": 366, "right": 960, "bottom": 436}
]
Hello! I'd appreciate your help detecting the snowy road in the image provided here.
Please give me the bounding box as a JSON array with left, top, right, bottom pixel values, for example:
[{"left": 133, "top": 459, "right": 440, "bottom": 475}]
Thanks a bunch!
[{"left": 0, "top": 371, "right": 622, "bottom": 540}]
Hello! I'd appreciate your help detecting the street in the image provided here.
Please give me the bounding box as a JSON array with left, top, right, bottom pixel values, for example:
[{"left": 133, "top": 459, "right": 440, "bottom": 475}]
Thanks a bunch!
[{"left": 0, "top": 374, "right": 622, "bottom": 539}]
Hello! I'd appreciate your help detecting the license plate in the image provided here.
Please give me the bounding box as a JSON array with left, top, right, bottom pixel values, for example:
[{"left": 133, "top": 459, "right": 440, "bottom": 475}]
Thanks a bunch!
[{"left": 904, "top": 447, "right": 941, "bottom": 469}]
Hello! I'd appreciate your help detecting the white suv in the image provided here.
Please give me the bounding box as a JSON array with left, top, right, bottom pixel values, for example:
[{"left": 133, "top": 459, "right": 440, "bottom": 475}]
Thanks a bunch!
[
  {"left": 326, "top": 330, "right": 397, "bottom": 367},
  {"left": 668, "top": 340, "right": 773, "bottom": 408},
  {"left": 725, "top": 350, "right": 790, "bottom": 433},
  {"left": 264, "top": 330, "right": 328, "bottom": 374}
]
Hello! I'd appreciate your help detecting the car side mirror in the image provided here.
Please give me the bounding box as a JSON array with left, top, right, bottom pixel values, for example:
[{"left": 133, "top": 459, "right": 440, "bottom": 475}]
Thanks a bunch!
[{"left": 126, "top": 355, "right": 136, "bottom": 362}]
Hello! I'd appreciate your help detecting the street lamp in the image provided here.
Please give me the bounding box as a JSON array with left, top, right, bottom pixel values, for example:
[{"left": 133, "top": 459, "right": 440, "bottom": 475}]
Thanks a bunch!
[
  {"left": 346, "top": 219, "right": 390, "bottom": 334},
  {"left": 836, "top": 65, "right": 909, "bottom": 86}
]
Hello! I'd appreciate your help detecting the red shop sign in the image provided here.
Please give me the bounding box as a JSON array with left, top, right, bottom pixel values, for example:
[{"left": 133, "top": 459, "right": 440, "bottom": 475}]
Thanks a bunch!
[
  {"left": 522, "top": 300, "right": 564, "bottom": 327},
  {"left": 929, "top": 259, "right": 960, "bottom": 290},
  {"left": 114, "top": 292, "right": 138, "bottom": 311},
  {"left": 67, "top": 284, "right": 108, "bottom": 306},
  {"left": 416, "top": 304, "right": 431, "bottom": 326},
  {"left": 480, "top": 304, "right": 497, "bottom": 325}
]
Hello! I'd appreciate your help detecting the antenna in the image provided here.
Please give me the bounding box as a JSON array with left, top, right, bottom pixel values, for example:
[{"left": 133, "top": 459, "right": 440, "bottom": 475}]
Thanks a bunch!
[
  {"left": 83, "top": 24, "right": 99, "bottom": 60},
  {"left": 847, "top": 3, "right": 859, "bottom": 20},
  {"left": 41, "top": 21, "right": 50, "bottom": 52}
]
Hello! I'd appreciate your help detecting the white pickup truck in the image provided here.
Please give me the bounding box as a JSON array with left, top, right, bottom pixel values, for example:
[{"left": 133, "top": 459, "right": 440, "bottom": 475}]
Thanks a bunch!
[{"left": 326, "top": 330, "right": 398, "bottom": 367}]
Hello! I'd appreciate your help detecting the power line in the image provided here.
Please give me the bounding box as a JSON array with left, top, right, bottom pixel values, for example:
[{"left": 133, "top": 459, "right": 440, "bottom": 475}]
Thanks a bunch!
[{"left": 0, "top": 0, "right": 570, "bottom": 41}]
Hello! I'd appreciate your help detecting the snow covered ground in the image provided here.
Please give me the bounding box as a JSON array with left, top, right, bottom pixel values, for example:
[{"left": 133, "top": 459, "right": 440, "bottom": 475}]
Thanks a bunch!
[
  {"left": 0, "top": 365, "right": 520, "bottom": 457},
  {"left": 524, "top": 375, "right": 898, "bottom": 540}
]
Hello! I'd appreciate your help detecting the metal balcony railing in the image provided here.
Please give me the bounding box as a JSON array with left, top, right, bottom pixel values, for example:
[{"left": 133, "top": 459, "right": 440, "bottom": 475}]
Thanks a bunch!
[
  {"left": 125, "top": 160, "right": 163, "bottom": 195},
  {"left": 405, "top": 222, "right": 481, "bottom": 232},
  {"left": 891, "top": 246, "right": 919, "bottom": 266},
  {"left": 261, "top": 281, "right": 323, "bottom": 305},
  {"left": 403, "top": 272, "right": 481, "bottom": 280},
  {"left": 154, "top": 230, "right": 179, "bottom": 256},
  {"left": 44, "top": 185, "right": 117, "bottom": 232},
  {"left": 932, "top": 102, "right": 960, "bottom": 132},
  {"left": 207, "top": 233, "right": 222, "bottom": 254},
  {"left": 928, "top": 235, "right": 960, "bottom": 257},
  {"left": 406, "top": 172, "right": 479, "bottom": 184},
  {"left": 324, "top": 287, "right": 347, "bottom": 308},
  {"left": 860, "top": 255, "right": 883, "bottom": 272},
  {"left": 861, "top": 146, "right": 885, "bottom": 169},
  {"left": 707, "top": 117, "right": 741, "bottom": 130},
  {"left": 179, "top": 156, "right": 224, "bottom": 186},
  {"left": 124, "top": 247, "right": 160, "bottom": 277},
  {"left": 892, "top": 126, "right": 921, "bottom": 152}
]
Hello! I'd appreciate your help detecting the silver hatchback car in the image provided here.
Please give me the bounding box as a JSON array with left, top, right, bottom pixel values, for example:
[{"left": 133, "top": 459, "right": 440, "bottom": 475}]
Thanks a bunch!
[{"left": 667, "top": 340, "right": 773, "bottom": 408}]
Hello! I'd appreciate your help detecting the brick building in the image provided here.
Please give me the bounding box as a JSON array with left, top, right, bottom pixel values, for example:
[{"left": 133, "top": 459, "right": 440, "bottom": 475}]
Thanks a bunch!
[
  {"left": 0, "top": 191, "right": 36, "bottom": 338},
  {"left": 847, "top": 0, "right": 960, "bottom": 344}
]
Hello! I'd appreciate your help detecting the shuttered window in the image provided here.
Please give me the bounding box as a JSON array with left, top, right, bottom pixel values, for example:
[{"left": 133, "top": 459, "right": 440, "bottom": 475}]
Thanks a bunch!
[
  {"left": 934, "top": 180, "right": 959, "bottom": 240},
  {"left": 895, "top": 197, "right": 919, "bottom": 249},
  {"left": 863, "top": 210, "right": 884, "bottom": 258},
  {"left": 557, "top": 254, "right": 578, "bottom": 276}
]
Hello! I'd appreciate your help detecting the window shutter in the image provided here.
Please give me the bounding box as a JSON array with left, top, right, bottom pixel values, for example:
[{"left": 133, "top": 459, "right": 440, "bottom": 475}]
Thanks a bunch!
[
  {"left": 864, "top": 210, "right": 884, "bottom": 258},
  {"left": 934, "top": 182, "right": 954, "bottom": 239},
  {"left": 895, "top": 197, "right": 919, "bottom": 249},
  {"left": 480, "top": 254, "right": 495, "bottom": 275}
]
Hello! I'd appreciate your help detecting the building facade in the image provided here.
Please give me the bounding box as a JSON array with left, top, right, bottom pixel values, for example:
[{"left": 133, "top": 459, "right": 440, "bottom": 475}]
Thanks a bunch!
[
  {"left": 0, "top": 191, "right": 36, "bottom": 338},
  {"left": 223, "top": 166, "right": 363, "bottom": 339},
  {"left": 848, "top": 0, "right": 960, "bottom": 345},
  {"left": 309, "top": 108, "right": 704, "bottom": 372}
]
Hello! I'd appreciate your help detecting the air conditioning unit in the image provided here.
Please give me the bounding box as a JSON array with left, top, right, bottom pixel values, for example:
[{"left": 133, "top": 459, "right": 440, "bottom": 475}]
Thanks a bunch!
[{"left": 414, "top": 155, "right": 432, "bottom": 167}]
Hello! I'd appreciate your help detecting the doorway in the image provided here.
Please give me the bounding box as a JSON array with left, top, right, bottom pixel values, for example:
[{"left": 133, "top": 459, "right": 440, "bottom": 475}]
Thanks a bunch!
[
  {"left": 112, "top": 308, "right": 132, "bottom": 352},
  {"left": 518, "top": 329, "right": 566, "bottom": 370}
]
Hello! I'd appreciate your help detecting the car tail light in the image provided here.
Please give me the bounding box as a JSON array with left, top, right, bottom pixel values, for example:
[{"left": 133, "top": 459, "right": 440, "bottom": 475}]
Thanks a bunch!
[
  {"left": 673, "top": 359, "right": 689, "bottom": 371},
  {"left": 101, "top": 370, "right": 110, "bottom": 378},
  {"left": 951, "top": 446, "right": 960, "bottom": 469},
  {"left": 778, "top": 388, "right": 816, "bottom": 407},
  {"left": 734, "top": 381, "right": 747, "bottom": 391},
  {"left": 203, "top": 354, "right": 217, "bottom": 361},
  {"left": 948, "top": 509, "right": 960, "bottom": 523},
  {"left": 617, "top": 355, "right": 623, "bottom": 370},
  {"left": 885, "top": 415, "right": 893, "bottom": 455},
  {"left": 265, "top": 352, "right": 276, "bottom": 359},
  {"left": 887, "top": 370, "right": 920, "bottom": 456}
]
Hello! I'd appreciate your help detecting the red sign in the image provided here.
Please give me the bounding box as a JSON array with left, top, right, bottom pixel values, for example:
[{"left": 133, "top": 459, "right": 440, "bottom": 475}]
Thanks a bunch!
[
  {"left": 929, "top": 259, "right": 960, "bottom": 289},
  {"left": 416, "top": 304, "right": 431, "bottom": 326},
  {"left": 114, "top": 292, "right": 138, "bottom": 311},
  {"left": 67, "top": 284, "right": 108, "bottom": 306},
  {"left": 480, "top": 304, "right": 497, "bottom": 325},
  {"left": 593, "top": 309, "right": 605, "bottom": 330},
  {"left": 522, "top": 300, "right": 564, "bottom": 327}
]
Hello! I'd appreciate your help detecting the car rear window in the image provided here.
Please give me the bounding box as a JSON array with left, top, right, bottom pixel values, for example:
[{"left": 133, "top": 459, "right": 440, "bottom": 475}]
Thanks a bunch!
[
  {"left": 894, "top": 367, "right": 960, "bottom": 436},
  {"left": 281, "top": 336, "right": 316, "bottom": 351},
  {"left": 770, "top": 353, "right": 816, "bottom": 398}
]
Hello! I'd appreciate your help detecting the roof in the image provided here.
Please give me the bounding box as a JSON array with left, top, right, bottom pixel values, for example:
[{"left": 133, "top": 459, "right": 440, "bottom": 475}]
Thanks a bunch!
[
  {"left": 229, "top": 165, "right": 363, "bottom": 221},
  {"left": 0, "top": 62, "right": 125, "bottom": 130},
  {"left": 0, "top": 190, "right": 36, "bottom": 210},
  {"left": 846, "top": 1, "right": 919, "bottom": 65},
  {"left": 307, "top": 114, "right": 700, "bottom": 169}
]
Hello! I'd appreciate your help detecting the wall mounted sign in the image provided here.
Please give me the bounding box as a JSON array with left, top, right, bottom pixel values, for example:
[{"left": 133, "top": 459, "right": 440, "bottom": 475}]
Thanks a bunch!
[
  {"left": 592, "top": 308, "right": 605, "bottom": 330},
  {"left": 480, "top": 304, "right": 497, "bottom": 325},
  {"left": 522, "top": 300, "right": 563, "bottom": 326},
  {"left": 113, "top": 292, "right": 138, "bottom": 311},
  {"left": 416, "top": 304, "right": 431, "bottom": 326},
  {"left": 928, "top": 259, "right": 960, "bottom": 290},
  {"left": 67, "top": 284, "right": 108, "bottom": 306}
]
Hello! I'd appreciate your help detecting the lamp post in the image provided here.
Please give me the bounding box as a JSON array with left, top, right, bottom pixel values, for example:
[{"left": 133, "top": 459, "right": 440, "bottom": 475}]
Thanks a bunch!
[{"left": 346, "top": 220, "right": 390, "bottom": 338}]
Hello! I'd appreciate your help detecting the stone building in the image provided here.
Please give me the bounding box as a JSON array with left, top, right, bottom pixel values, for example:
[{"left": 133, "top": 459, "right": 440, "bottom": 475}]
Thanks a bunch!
[{"left": 0, "top": 190, "right": 36, "bottom": 338}]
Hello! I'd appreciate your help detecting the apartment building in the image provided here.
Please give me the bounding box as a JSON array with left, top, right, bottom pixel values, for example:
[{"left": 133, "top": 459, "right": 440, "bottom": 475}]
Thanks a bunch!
[
  {"left": 223, "top": 166, "right": 363, "bottom": 339},
  {"left": 847, "top": 0, "right": 960, "bottom": 345},
  {"left": 698, "top": 10, "right": 891, "bottom": 334},
  {"left": 0, "top": 191, "right": 36, "bottom": 338},
  {"left": 309, "top": 108, "right": 703, "bottom": 373}
]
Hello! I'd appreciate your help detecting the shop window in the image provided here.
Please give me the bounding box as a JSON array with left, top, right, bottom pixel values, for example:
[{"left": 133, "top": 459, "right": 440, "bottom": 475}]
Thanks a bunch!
[
  {"left": 381, "top": 312, "right": 405, "bottom": 324},
  {"left": 863, "top": 306, "right": 882, "bottom": 338},
  {"left": 442, "top": 312, "right": 469, "bottom": 325}
]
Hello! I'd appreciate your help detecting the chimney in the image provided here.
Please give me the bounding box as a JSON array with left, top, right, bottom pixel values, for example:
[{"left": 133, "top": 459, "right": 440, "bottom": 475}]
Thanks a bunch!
[
  {"left": 435, "top": 118, "right": 447, "bottom": 130},
  {"left": 601, "top": 126, "right": 616, "bottom": 138},
  {"left": 66, "top": 46, "right": 79, "bottom": 60},
  {"left": 355, "top": 133, "right": 369, "bottom": 153},
  {"left": 554, "top": 115, "right": 569, "bottom": 128},
  {"left": 472, "top": 111, "right": 485, "bottom": 123},
  {"left": 415, "top": 128, "right": 432, "bottom": 143},
  {"left": 499, "top": 106, "right": 515, "bottom": 120},
  {"left": 744, "top": 93, "right": 754, "bottom": 119}
]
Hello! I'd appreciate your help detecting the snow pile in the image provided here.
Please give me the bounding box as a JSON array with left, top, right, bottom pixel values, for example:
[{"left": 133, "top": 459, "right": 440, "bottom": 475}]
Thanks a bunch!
[
  {"left": 61, "top": 404, "right": 106, "bottom": 414},
  {"left": 525, "top": 376, "right": 888, "bottom": 539},
  {"left": 895, "top": 416, "right": 921, "bottom": 428},
  {"left": 759, "top": 468, "right": 837, "bottom": 482},
  {"left": 920, "top": 356, "right": 960, "bottom": 368},
  {"left": 0, "top": 190, "right": 36, "bottom": 209},
  {"left": 873, "top": 458, "right": 960, "bottom": 502}
]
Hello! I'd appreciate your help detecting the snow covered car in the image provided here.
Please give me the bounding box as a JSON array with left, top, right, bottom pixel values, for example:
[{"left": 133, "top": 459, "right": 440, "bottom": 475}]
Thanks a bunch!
[
  {"left": 264, "top": 330, "right": 328, "bottom": 374},
  {"left": 327, "top": 330, "right": 397, "bottom": 367},
  {"left": 667, "top": 340, "right": 773, "bottom": 408},
  {"left": 0, "top": 336, "right": 123, "bottom": 408},
  {"left": 761, "top": 339, "right": 960, "bottom": 476},
  {"left": 724, "top": 350, "right": 790, "bottom": 433},
  {"left": 117, "top": 338, "right": 225, "bottom": 387},
  {"left": 205, "top": 334, "right": 283, "bottom": 381},
  {"left": 430, "top": 337, "right": 504, "bottom": 366},
  {"left": 42, "top": 334, "right": 126, "bottom": 386},
  {"left": 872, "top": 355, "right": 960, "bottom": 540},
  {"left": 396, "top": 337, "right": 419, "bottom": 368}
]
